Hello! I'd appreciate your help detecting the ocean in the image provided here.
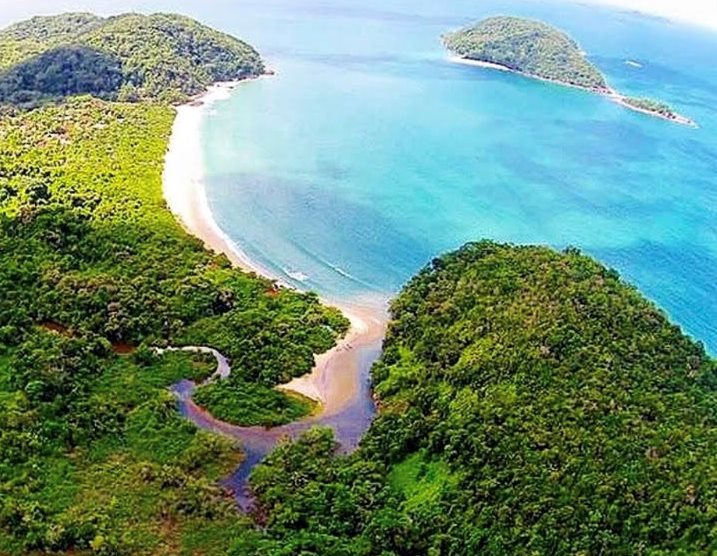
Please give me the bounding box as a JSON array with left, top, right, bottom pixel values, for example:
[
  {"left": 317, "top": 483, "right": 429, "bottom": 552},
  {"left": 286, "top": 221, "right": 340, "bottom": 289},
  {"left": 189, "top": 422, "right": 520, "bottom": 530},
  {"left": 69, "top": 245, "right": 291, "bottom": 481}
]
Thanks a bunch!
[
  {"left": 199, "top": 0, "right": 717, "bottom": 352},
  {"left": 7, "top": 0, "right": 717, "bottom": 351}
]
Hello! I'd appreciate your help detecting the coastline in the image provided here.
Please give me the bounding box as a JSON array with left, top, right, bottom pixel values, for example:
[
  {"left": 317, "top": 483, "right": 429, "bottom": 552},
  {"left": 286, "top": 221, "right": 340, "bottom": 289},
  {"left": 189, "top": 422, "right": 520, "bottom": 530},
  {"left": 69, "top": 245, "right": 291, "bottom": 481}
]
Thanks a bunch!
[
  {"left": 447, "top": 55, "right": 696, "bottom": 127},
  {"left": 163, "top": 78, "right": 272, "bottom": 277},
  {"left": 162, "top": 75, "right": 388, "bottom": 416}
]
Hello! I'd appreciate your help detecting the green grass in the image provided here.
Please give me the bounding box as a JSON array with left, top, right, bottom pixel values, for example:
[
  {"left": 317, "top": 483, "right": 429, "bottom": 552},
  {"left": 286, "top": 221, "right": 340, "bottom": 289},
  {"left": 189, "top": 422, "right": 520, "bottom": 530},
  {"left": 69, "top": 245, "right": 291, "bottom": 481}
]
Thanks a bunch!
[{"left": 388, "top": 451, "right": 457, "bottom": 510}]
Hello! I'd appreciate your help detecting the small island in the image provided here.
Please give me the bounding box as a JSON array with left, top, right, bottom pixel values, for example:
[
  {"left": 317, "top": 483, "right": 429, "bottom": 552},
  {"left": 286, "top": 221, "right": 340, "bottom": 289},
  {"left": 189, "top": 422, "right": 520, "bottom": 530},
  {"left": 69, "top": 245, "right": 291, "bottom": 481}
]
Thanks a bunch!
[
  {"left": 618, "top": 95, "right": 693, "bottom": 125},
  {"left": 444, "top": 16, "right": 696, "bottom": 127}
]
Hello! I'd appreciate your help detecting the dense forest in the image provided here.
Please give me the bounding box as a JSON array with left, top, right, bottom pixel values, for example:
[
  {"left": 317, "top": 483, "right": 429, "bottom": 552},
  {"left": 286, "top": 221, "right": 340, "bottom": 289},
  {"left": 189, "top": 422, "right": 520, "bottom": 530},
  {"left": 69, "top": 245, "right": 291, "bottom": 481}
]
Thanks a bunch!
[
  {"left": 237, "top": 242, "right": 717, "bottom": 554},
  {"left": 2, "top": 9, "right": 715, "bottom": 556},
  {"left": 0, "top": 13, "right": 264, "bottom": 108},
  {"left": 0, "top": 97, "right": 347, "bottom": 553},
  {"left": 444, "top": 16, "right": 609, "bottom": 90}
]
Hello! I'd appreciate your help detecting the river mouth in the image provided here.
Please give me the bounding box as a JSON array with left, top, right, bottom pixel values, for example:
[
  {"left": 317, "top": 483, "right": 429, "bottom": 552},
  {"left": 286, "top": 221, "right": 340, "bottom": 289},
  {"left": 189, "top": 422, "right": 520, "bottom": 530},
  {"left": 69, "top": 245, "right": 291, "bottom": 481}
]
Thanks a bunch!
[
  {"left": 162, "top": 77, "right": 392, "bottom": 508},
  {"left": 168, "top": 300, "right": 387, "bottom": 509}
]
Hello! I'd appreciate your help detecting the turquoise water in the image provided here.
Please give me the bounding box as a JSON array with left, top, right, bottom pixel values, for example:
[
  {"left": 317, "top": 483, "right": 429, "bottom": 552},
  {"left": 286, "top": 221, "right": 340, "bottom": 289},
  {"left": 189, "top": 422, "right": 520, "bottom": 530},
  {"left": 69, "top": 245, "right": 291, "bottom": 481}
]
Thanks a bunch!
[
  {"left": 200, "top": 0, "right": 717, "bottom": 351},
  {"left": 9, "top": 1, "right": 715, "bottom": 350}
]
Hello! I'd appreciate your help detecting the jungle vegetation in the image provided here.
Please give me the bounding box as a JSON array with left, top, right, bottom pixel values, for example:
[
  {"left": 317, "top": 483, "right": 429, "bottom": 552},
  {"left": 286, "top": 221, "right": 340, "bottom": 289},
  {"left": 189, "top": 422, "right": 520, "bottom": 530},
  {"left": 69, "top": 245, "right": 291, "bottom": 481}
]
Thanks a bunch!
[
  {"left": 0, "top": 96, "right": 347, "bottom": 553},
  {"left": 239, "top": 242, "right": 717, "bottom": 555},
  {"left": 623, "top": 96, "right": 678, "bottom": 118},
  {"left": 193, "top": 380, "right": 317, "bottom": 427},
  {"left": 0, "top": 12, "right": 264, "bottom": 108},
  {"left": 0, "top": 15, "right": 350, "bottom": 552},
  {"left": 444, "top": 16, "right": 609, "bottom": 90},
  {"left": 1, "top": 9, "right": 715, "bottom": 556}
]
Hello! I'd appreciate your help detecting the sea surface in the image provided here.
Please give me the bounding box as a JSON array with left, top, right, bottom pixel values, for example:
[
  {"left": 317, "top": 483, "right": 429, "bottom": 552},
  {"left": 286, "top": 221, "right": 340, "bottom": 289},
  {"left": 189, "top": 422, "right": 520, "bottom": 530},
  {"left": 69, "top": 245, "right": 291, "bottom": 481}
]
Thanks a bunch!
[
  {"left": 8, "top": 0, "right": 717, "bottom": 351},
  {"left": 201, "top": 0, "right": 717, "bottom": 352}
]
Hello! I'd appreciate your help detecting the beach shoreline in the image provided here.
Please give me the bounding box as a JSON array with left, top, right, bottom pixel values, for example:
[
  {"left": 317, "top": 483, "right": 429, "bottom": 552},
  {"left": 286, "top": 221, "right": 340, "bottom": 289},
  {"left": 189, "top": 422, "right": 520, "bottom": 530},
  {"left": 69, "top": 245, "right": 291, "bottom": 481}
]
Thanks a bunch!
[
  {"left": 163, "top": 77, "right": 273, "bottom": 277},
  {"left": 447, "top": 55, "right": 696, "bottom": 127},
  {"left": 162, "top": 74, "right": 388, "bottom": 415}
]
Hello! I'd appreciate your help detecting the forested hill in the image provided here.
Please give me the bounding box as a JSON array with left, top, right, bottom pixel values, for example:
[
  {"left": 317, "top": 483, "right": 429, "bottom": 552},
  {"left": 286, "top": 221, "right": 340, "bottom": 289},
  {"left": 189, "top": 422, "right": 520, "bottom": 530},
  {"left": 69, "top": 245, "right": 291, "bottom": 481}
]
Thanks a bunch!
[
  {"left": 0, "top": 95, "right": 350, "bottom": 555},
  {"left": 0, "top": 12, "right": 265, "bottom": 108},
  {"left": 244, "top": 241, "right": 717, "bottom": 554},
  {"left": 444, "top": 16, "right": 608, "bottom": 91}
]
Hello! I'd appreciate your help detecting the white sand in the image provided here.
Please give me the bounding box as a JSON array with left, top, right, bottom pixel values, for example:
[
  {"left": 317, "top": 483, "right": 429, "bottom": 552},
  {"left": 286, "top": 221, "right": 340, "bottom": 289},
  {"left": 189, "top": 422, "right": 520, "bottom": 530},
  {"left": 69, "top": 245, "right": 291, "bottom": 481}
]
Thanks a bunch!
[
  {"left": 162, "top": 77, "right": 388, "bottom": 411},
  {"left": 447, "top": 55, "right": 511, "bottom": 72},
  {"left": 163, "top": 80, "right": 269, "bottom": 276},
  {"left": 276, "top": 302, "right": 386, "bottom": 410}
]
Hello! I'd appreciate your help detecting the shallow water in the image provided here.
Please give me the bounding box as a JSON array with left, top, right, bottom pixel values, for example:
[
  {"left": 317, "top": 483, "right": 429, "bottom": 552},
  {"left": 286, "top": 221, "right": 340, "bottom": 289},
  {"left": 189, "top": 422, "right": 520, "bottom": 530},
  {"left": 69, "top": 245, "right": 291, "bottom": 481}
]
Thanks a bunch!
[
  {"left": 196, "top": 0, "right": 717, "bottom": 352},
  {"left": 172, "top": 341, "right": 382, "bottom": 508}
]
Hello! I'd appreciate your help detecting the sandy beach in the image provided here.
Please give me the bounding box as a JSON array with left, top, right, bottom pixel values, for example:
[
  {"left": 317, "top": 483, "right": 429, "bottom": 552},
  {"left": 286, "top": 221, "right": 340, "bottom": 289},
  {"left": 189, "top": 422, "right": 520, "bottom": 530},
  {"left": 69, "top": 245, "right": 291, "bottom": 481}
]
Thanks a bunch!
[
  {"left": 277, "top": 299, "right": 387, "bottom": 412},
  {"left": 163, "top": 79, "right": 271, "bottom": 276},
  {"left": 162, "top": 76, "right": 388, "bottom": 415}
]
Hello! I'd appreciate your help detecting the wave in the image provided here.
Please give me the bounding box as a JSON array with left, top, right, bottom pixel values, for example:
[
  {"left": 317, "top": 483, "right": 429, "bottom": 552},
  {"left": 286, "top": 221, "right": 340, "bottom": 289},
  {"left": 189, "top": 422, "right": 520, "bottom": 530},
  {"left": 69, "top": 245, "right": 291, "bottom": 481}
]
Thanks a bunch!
[{"left": 283, "top": 268, "right": 309, "bottom": 282}]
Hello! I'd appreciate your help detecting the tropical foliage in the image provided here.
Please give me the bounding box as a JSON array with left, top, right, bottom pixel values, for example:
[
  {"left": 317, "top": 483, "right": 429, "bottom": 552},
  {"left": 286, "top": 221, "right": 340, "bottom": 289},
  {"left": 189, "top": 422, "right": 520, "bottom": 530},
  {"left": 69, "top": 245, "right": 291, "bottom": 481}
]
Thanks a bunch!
[
  {"left": 0, "top": 12, "right": 264, "bottom": 107},
  {"left": 444, "top": 16, "right": 608, "bottom": 90},
  {"left": 241, "top": 241, "right": 717, "bottom": 555},
  {"left": 193, "top": 380, "right": 317, "bottom": 427},
  {"left": 2, "top": 9, "right": 713, "bottom": 555},
  {"left": 0, "top": 98, "right": 347, "bottom": 553},
  {"left": 623, "top": 96, "right": 677, "bottom": 118}
]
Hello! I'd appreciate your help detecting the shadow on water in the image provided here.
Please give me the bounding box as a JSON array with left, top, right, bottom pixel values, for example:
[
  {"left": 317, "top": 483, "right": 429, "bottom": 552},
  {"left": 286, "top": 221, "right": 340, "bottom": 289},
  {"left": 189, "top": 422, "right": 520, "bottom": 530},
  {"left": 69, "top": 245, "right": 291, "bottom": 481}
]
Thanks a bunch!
[{"left": 171, "top": 339, "right": 383, "bottom": 510}]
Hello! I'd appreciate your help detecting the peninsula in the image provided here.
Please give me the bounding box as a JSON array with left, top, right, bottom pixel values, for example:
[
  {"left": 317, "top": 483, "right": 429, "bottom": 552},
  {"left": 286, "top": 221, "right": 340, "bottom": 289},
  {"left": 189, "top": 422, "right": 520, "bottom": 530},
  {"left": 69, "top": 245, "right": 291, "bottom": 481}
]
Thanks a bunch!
[
  {"left": 444, "top": 16, "right": 696, "bottom": 126},
  {"left": 1, "top": 9, "right": 715, "bottom": 556}
]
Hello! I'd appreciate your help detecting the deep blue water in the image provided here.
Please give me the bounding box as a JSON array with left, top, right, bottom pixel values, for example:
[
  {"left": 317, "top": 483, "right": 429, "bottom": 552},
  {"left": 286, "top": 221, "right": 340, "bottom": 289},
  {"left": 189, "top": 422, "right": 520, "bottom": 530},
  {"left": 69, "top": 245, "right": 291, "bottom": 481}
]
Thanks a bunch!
[{"left": 7, "top": 1, "right": 717, "bottom": 351}]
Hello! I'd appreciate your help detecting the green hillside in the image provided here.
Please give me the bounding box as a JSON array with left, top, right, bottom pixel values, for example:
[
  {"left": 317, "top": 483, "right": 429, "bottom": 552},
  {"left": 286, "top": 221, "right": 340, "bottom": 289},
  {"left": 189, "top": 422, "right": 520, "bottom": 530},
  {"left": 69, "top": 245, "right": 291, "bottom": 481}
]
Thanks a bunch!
[
  {"left": 244, "top": 242, "right": 717, "bottom": 554},
  {"left": 0, "top": 13, "right": 348, "bottom": 553},
  {"left": 444, "top": 16, "right": 608, "bottom": 90},
  {"left": 0, "top": 13, "right": 104, "bottom": 68},
  {"left": 0, "top": 12, "right": 264, "bottom": 107},
  {"left": 0, "top": 97, "right": 346, "bottom": 555}
]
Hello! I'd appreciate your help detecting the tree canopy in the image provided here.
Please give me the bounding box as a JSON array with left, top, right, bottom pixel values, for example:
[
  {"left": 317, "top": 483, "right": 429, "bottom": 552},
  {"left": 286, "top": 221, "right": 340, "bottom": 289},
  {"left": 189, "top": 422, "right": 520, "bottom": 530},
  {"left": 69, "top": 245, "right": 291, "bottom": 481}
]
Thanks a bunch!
[
  {"left": 623, "top": 96, "right": 678, "bottom": 118},
  {"left": 444, "top": 16, "right": 608, "bottom": 91},
  {"left": 0, "top": 12, "right": 264, "bottom": 107},
  {"left": 241, "top": 241, "right": 717, "bottom": 555},
  {"left": 0, "top": 97, "right": 347, "bottom": 554}
]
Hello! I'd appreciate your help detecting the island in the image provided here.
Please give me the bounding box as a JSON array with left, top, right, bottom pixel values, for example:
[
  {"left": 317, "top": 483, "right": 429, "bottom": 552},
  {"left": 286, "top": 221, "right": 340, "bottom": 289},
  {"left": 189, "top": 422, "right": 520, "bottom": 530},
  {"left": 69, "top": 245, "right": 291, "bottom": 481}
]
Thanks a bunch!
[
  {"left": 444, "top": 16, "right": 696, "bottom": 126},
  {"left": 1, "top": 10, "right": 715, "bottom": 556}
]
